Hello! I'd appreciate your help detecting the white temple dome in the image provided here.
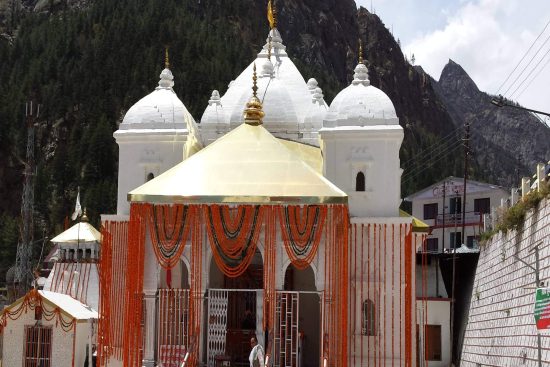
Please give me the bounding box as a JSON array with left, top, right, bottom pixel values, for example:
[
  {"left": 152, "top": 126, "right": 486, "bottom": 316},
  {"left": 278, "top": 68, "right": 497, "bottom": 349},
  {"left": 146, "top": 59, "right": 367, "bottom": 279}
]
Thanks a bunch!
[
  {"left": 201, "top": 28, "right": 314, "bottom": 132},
  {"left": 120, "top": 67, "right": 193, "bottom": 130},
  {"left": 325, "top": 63, "right": 398, "bottom": 127}
]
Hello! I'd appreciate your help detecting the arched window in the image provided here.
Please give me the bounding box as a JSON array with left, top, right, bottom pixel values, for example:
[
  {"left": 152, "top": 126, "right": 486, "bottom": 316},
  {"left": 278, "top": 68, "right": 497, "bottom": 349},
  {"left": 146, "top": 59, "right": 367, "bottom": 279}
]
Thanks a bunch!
[
  {"left": 146, "top": 172, "right": 155, "bottom": 182},
  {"left": 356, "top": 172, "right": 366, "bottom": 192},
  {"left": 362, "top": 299, "right": 376, "bottom": 336}
]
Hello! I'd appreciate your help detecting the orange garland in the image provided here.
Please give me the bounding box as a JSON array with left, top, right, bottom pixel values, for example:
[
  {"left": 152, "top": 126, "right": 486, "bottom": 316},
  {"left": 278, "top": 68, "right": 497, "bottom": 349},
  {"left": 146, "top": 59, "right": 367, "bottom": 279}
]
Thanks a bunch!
[
  {"left": 205, "top": 205, "right": 264, "bottom": 278},
  {"left": 98, "top": 219, "right": 128, "bottom": 365},
  {"left": 123, "top": 204, "right": 147, "bottom": 367},
  {"left": 188, "top": 207, "right": 203, "bottom": 367},
  {"left": 262, "top": 206, "right": 277, "bottom": 334},
  {"left": 146, "top": 204, "right": 194, "bottom": 269},
  {"left": 278, "top": 205, "right": 327, "bottom": 269},
  {"left": 0, "top": 289, "right": 78, "bottom": 367}
]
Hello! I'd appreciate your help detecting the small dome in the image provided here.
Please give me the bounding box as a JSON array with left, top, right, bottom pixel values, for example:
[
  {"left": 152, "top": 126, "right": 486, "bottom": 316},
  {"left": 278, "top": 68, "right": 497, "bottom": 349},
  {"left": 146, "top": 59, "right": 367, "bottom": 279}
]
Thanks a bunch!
[
  {"left": 200, "top": 90, "right": 224, "bottom": 125},
  {"left": 325, "top": 63, "right": 398, "bottom": 127},
  {"left": 303, "top": 87, "right": 327, "bottom": 130},
  {"left": 120, "top": 67, "right": 193, "bottom": 130}
]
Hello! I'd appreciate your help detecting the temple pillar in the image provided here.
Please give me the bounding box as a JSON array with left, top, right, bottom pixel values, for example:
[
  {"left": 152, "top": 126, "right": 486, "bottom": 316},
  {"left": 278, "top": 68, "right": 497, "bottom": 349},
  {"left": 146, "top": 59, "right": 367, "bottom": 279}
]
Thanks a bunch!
[{"left": 142, "top": 289, "right": 157, "bottom": 366}]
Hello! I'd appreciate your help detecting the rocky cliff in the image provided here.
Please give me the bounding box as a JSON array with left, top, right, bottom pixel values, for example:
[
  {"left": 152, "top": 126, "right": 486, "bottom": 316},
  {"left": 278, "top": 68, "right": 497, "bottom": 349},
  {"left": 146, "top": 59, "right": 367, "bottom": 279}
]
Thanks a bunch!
[{"left": 434, "top": 60, "right": 550, "bottom": 187}]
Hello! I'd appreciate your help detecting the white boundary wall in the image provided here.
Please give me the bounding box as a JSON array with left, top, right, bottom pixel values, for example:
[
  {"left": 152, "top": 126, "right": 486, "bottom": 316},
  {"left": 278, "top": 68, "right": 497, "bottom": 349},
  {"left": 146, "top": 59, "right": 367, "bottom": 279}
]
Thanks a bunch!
[{"left": 461, "top": 198, "right": 550, "bottom": 366}]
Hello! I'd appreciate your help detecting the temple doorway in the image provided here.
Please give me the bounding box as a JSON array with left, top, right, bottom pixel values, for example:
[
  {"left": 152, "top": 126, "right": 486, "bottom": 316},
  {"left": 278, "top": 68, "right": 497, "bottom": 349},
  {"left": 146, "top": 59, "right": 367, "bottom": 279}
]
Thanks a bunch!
[
  {"left": 281, "top": 264, "right": 321, "bottom": 367},
  {"left": 207, "top": 250, "right": 264, "bottom": 366}
]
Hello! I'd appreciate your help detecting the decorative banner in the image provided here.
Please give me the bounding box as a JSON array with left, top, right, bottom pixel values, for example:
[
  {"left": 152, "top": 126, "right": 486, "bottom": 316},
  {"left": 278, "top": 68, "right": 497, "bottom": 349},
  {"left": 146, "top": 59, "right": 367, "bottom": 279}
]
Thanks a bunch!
[
  {"left": 205, "top": 205, "right": 264, "bottom": 278},
  {"left": 534, "top": 288, "right": 550, "bottom": 330},
  {"left": 278, "top": 205, "right": 327, "bottom": 269}
]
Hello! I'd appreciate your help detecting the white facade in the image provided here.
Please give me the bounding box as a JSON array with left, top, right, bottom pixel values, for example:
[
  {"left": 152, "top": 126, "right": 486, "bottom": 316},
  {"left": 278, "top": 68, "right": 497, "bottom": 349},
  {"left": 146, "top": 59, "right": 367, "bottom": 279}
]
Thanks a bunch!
[{"left": 407, "top": 177, "right": 509, "bottom": 251}]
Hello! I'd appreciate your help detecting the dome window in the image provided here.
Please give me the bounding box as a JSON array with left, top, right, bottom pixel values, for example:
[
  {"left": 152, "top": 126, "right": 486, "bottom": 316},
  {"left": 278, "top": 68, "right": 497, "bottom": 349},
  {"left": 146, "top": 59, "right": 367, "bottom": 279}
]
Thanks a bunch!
[
  {"left": 356, "top": 172, "right": 366, "bottom": 192},
  {"left": 146, "top": 173, "right": 155, "bottom": 182}
]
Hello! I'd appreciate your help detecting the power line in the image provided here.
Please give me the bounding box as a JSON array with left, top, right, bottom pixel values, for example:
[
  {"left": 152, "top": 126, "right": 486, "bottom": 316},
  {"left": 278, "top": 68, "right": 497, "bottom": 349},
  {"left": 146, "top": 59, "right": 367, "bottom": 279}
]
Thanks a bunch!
[
  {"left": 402, "top": 126, "right": 463, "bottom": 169},
  {"left": 402, "top": 140, "right": 464, "bottom": 185},
  {"left": 509, "top": 46, "right": 550, "bottom": 99},
  {"left": 502, "top": 32, "right": 550, "bottom": 97},
  {"left": 515, "top": 55, "right": 550, "bottom": 100},
  {"left": 496, "top": 19, "right": 550, "bottom": 95}
]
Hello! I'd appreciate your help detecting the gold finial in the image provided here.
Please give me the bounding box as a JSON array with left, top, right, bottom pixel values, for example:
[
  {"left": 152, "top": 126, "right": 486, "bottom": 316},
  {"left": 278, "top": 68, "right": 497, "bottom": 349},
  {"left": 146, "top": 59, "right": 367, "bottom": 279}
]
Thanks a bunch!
[
  {"left": 244, "top": 63, "right": 265, "bottom": 126},
  {"left": 252, "top": 63, "right": 258, "bottom": 98},
  {"left": 165, "top": 46, "right": 170, "bottom": 69},
  {"left": 268, "top": 0, "right": 277, "bottom": 29},
  {"left": 359, "top": 39, "right": 364, "bottom": 64},
  {"left": 81, "top": 208, "right": 89, "bottom": 222}
]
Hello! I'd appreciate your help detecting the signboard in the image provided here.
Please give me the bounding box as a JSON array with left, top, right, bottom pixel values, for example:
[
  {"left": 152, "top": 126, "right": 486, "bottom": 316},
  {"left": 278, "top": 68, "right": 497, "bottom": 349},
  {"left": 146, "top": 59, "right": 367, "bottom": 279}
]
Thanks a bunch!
[{"left": 534, "top": 288, "right": 550, "bottom": 330}]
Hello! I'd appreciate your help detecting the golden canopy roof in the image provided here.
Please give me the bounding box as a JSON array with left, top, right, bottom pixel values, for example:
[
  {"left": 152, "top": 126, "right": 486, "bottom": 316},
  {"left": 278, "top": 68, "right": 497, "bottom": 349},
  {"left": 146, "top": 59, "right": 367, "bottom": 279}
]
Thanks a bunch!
[{"left": 128, "top": 123, "right": 347, "bottom": 204}]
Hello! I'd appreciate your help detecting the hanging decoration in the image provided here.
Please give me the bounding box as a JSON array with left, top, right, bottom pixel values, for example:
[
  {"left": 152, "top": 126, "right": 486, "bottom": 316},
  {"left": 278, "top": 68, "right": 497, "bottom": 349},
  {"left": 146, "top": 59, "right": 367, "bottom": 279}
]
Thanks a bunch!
[
  {"left": 205, "top": 205, "right": 264, "bottom": 278},
  {"left": 278, "top": 205, "right": 327, "bottom": 269},
  {"left": 188, "top": 209, "right": 203, "bottom": 367},
  {"left": 263, "top": 206, "right": 277, "bottom": 333},
  {"left": 322, "top": 205, "right": 349, "bottom": 367},
  {"left": 147, "top": 204, "right": 194, "bottom": 269},
  {"left": 122, "top": 204, "right": 147, "bottom": 367},
  {"left": 97, "top": 219, "right": 128, "bottom": 365},
  {"left": 0, "top": 289, "right": 77, "bottom": 334}
]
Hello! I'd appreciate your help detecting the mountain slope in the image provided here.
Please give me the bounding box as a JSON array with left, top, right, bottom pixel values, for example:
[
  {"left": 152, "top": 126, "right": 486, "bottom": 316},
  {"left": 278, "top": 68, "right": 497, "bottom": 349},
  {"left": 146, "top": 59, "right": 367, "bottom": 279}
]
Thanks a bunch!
[{"left": 434, "top": 60, "right": 550, "bottom": 187}]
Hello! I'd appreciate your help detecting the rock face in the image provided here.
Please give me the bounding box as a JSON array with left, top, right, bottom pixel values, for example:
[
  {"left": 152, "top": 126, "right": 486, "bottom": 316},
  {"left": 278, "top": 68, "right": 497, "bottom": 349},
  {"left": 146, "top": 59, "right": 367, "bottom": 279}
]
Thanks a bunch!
[{"left": 434, "top": 60, "right": 550, "bottom": 187}]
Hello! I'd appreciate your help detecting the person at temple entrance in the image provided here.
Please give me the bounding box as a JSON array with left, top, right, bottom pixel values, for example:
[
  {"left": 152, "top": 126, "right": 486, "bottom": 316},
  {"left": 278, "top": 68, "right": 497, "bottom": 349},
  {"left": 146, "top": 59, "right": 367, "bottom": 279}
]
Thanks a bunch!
[{"left": 249, "top": 336, "right": 264, "bottom": 367}]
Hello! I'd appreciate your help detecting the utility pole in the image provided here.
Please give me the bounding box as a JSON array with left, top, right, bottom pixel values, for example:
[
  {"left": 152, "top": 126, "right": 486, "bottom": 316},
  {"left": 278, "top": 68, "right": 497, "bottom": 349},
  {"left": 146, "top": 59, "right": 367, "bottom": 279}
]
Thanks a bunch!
[{"left": 14, "top": 101, "right": 39, "bottom": 298}]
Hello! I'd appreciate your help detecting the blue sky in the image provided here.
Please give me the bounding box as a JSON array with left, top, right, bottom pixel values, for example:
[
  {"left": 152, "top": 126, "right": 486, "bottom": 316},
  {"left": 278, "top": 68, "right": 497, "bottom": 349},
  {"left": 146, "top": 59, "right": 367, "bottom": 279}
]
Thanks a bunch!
[{"left": 355, "top": 0, "right": 550, "bottom": 121}]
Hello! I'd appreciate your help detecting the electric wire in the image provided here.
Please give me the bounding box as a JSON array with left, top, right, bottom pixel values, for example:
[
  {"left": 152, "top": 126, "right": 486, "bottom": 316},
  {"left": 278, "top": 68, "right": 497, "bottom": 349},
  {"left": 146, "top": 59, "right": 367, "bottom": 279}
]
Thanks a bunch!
[
  {"left": 502, "top": 32, "right": 550, "bottom": 97},
  {"left": 402, "top": 125, "right": 463, "bottom": 169},
  {"left": 496, "top": 19, "right": 550, "bottom": 95},
  {"left": 509, "top": 46, "right": 550, "bottom": 100},
  {"left": 515, "top": 55, "right": 550, "bottom": 100},
  {"left": 402, "top": 140, "right": 464, "bottom": 186}
]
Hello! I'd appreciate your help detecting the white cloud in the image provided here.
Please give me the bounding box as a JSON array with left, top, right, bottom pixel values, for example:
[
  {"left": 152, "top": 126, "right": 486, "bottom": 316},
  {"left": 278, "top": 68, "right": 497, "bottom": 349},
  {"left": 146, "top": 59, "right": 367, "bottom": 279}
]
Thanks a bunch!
[{"left": 356, "top": 0, "right": 550, "bottom": 117}]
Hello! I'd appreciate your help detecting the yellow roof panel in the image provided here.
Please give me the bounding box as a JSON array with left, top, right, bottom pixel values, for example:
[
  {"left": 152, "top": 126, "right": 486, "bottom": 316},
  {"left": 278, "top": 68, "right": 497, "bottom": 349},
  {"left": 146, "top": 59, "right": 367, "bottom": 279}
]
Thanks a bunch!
[
  {"left": 129, "top": 124, "right": 347, "bottom": 204},
  {"left": 400, "top": 209, "right": 430, "bottom": 232},
  {"left": 278, "top": 139, "right": 322, "bottom": 174},
  {"left": 50, "top": 221, "right": 101, "bottom": 244}
]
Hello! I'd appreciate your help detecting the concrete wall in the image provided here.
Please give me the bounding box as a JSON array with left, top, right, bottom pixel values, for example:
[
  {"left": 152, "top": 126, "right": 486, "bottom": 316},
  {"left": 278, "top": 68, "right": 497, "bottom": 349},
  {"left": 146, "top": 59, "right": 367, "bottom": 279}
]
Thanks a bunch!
[{"left": 461, "top": 198, "right": 550, "bottom": 366}]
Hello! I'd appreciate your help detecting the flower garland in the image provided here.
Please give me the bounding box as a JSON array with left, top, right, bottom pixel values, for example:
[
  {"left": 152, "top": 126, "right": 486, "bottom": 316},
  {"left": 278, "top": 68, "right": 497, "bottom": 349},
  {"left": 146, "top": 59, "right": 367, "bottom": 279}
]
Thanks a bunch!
[
  {"left": 0, "top": 289, "right": 77, "bottom": 333},
  {"left": 123, "top": 204, "right": 147, "bottom": 367},
  {"left": 278, "top": 205, "right": 327, "bottom": 269},
  {"left": 147, "top": 204, "right": 194, "bottom": 269},
  {"left": 205, "top": 205, "right": 264, "bottom": 278}
]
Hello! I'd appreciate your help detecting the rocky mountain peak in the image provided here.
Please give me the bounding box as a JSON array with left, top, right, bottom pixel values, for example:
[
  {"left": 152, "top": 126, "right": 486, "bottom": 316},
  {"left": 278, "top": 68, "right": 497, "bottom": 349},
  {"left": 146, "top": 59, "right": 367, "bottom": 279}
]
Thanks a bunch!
[{"left": 439, "top": 59, "right": 481, "bottom": 96}]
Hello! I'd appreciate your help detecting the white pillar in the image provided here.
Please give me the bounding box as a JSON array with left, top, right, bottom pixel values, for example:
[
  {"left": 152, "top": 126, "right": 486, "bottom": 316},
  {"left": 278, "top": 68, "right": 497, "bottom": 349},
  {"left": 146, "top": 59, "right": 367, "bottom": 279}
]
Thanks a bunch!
[
  {"left": 537, "top": 163, "right": 546, "bottom": 191},
  {"left": 521, "top": 177, "right": 531, "bottom": 198},
  {"left": 142, "top": 289, "right": 157, "bottom": 366}
]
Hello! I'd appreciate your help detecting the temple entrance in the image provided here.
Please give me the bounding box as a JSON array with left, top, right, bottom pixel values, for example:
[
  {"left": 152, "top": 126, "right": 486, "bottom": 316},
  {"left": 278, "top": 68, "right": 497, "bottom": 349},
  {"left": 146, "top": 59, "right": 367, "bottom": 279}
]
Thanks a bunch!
[
  {"left": 279, "top": 265, "right": 321, "bottom": 367},
  {"left": 207, "top": 250, "right": 264, "bottom": 366}
]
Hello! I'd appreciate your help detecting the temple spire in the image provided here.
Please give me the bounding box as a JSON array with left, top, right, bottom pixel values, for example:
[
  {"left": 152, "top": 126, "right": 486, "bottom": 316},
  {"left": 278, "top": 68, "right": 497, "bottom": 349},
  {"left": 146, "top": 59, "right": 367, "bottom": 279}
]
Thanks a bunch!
[
  {"left": 268, "top": 0, "right": 277, "bottom": 29},
  {"left": 244, "top": 63, "right": 265, "bottom": 126},
  {"left": 165, "top": 46, "right": 170, "bottom": 69}
]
